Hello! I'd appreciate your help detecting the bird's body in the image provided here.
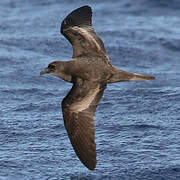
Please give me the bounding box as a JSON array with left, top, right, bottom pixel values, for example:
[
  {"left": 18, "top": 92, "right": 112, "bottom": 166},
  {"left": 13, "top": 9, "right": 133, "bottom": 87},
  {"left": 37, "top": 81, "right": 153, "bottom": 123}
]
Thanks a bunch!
[
  {"left": 50, "top": 57, "right": 110, "bottom": 83},
  {"left": 40, "top": 5, "right": 155, "bottom": 170}
]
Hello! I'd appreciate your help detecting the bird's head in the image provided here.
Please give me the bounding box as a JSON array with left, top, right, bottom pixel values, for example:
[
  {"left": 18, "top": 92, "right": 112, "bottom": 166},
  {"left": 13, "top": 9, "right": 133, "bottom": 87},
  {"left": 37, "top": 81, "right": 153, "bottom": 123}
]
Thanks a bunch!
[
  {"left": 40, "top": 61, "right": 73, "bottom": 82},
  {"left": 40, "top": 61, "right": 64, "bottom": 76}
]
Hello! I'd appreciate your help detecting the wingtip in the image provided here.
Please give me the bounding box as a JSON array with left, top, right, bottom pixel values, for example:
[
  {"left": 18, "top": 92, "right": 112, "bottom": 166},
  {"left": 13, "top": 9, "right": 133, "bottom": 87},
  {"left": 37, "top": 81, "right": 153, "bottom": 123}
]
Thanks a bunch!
[
  {"left": 77, "top": 149, "right": 97, "bottom": 171},
  {"left": 87, "top": 165, "right": 96, "bottom": 171},
  {"left": 61, "top": 5, "right": 92, "bottom": 33},
  {"left": 84, "top": 159, "right": 97, "bottom": 171}
]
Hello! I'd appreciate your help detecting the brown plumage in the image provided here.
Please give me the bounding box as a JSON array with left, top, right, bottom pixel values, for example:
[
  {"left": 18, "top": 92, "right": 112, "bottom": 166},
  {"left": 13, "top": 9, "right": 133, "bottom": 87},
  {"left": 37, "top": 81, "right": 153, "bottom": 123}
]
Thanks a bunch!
[{"left": 40, "top": 5, "right": 155, "bottom": 170}]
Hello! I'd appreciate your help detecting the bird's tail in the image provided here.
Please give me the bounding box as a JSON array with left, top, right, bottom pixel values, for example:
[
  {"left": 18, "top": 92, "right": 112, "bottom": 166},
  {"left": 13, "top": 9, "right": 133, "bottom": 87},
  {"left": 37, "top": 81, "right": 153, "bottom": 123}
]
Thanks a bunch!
[{"left": 107, "top": 67, "right": 155, "bottom": 83}]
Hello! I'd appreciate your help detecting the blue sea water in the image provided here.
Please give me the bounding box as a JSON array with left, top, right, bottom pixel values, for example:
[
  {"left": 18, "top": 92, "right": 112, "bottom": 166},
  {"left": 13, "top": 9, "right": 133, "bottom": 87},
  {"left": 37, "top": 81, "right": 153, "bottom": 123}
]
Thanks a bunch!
[{"left": 1, "top": 0, "right": 180, "bottom": 179}]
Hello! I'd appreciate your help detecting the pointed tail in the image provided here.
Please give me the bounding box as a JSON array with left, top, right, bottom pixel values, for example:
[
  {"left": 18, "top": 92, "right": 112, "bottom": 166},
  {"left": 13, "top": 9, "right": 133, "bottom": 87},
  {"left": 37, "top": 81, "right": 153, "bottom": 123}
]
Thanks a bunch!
[{"left": 107, "top": 67, "right": 155, "bottom": 83}]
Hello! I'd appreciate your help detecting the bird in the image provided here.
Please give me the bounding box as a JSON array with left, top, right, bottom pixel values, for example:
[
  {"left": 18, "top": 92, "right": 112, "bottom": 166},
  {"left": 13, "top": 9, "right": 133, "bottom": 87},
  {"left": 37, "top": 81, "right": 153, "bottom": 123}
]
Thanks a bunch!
[{"left": 40, "top": 5, "right": 155, "bottom": 170}]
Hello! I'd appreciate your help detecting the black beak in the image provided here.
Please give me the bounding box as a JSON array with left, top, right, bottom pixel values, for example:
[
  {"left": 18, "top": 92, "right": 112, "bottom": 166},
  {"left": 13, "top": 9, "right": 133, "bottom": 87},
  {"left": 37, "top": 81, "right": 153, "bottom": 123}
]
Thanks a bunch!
[{"left": 40, "top": 68, "right": 50, "bottom": 75}]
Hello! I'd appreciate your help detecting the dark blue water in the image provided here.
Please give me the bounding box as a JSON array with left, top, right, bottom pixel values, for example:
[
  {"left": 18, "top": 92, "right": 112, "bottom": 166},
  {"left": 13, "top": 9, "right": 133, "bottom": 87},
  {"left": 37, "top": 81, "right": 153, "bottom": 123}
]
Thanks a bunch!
[{"left": 1, "top": 0, "right": 180, "bottom": 179}]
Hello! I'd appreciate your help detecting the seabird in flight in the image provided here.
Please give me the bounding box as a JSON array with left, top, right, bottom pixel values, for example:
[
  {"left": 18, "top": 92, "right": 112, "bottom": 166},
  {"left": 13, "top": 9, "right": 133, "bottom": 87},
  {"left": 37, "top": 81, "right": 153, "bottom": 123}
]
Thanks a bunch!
[{"left": 40, "top": 5, "right": 155, "bottom": 170}]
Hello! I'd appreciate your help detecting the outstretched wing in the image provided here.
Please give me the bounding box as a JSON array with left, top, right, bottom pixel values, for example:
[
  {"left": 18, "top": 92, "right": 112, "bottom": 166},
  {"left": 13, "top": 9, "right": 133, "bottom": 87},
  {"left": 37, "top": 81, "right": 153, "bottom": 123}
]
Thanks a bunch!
[
  {"left": 61, "top": 80, "right": 106, "bottom": 170},
  {"left": 61, "top": 6, "right": 107, "bottom": 58}
]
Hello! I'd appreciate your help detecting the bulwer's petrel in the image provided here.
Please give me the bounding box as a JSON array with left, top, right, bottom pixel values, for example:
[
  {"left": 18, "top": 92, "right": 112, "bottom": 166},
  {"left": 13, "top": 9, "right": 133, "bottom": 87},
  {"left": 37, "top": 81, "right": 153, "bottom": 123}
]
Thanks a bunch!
[{"left": 40, "top": 5, "right": 155, "bottom": 170}]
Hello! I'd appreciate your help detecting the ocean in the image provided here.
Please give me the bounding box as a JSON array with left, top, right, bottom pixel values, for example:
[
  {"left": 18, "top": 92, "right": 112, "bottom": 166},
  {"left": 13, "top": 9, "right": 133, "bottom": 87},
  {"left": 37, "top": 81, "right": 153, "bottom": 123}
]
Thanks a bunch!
[{"left": 1, "top": 0, "right": 180, "bottom": 179}]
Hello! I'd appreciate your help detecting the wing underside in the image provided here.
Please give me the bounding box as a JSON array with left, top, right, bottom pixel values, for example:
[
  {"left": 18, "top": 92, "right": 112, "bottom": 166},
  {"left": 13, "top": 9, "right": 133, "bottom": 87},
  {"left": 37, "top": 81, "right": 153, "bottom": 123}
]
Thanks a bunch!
[{"left": 61, "top": 80, "right": 106, "bottom": 170}]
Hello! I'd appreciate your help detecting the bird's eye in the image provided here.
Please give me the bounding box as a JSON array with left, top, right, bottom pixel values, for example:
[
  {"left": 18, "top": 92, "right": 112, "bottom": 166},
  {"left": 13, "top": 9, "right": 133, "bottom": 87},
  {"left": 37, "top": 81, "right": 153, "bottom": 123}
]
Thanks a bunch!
[{"left": 48, "top": 64, "right": 56, "bottom": 70}]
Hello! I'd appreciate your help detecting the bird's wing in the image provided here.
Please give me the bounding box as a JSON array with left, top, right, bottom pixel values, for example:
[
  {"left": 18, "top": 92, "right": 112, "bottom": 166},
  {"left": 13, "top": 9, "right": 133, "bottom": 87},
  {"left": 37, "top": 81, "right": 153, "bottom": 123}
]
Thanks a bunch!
[
  {"left": 61, "top": 79, "right": 106, "bottom": 170},
  {"left": 61, "top": 6, "right": 107, "bottom": 58}
]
